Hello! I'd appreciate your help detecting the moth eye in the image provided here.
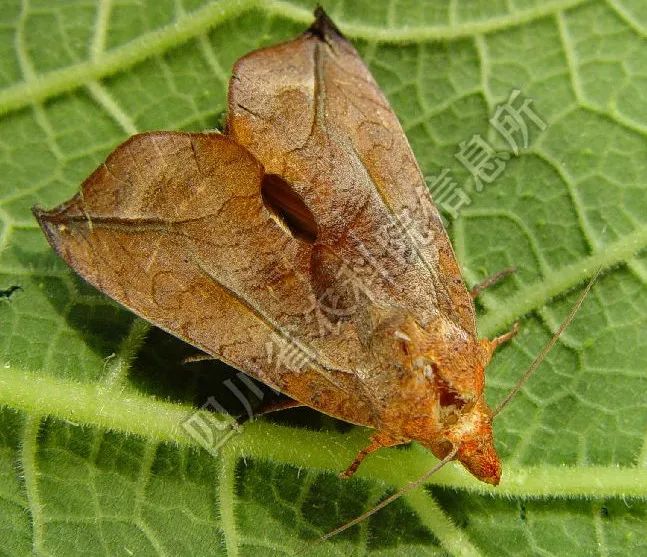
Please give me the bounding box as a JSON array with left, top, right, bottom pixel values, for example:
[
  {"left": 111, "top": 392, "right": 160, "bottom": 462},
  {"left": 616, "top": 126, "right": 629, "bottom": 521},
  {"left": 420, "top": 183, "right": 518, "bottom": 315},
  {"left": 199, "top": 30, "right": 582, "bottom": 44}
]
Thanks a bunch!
[{"left": 261, "top": 174, "right": 318, "bottom": 243}]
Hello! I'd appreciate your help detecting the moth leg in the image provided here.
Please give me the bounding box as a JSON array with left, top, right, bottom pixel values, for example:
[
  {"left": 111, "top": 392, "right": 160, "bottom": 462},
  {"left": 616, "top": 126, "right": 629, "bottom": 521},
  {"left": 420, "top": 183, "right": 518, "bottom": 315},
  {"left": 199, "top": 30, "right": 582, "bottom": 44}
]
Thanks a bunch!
[
  {"left": 255, "top": 397, "right": 303, "bottom": 417},
  {"left": 182, "top": 352, "right": 216, "bottom": 364},
  {"left": 340, "top": 432, "right": 407, "bottom": 479},
  {"left": 490, "top": 321, "right": 521, "bottom": 351},
  {"left": 234, "top": 396, "right": 304, "bottom": 426},
  {"left": 481, "top": 321, "right": 521, "bottom": 366},
  {"left": 470, "top": 266, "right": 516, "bottom": 299}
]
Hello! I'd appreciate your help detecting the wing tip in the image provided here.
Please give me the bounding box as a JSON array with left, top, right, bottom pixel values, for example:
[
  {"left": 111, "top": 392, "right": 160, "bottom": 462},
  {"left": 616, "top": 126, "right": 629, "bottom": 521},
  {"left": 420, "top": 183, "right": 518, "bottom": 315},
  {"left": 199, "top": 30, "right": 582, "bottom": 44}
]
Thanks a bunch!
[
  {"left": 32, "top": 204, "right": 55, "bottom": 233},
  {"left": 32, "top": 196, "right": 84, "bottom": 253},
  {"left": 309, "top": 6, "right": 346, "bottom": 41},
  {"left": 32, "top": 204, "right": 63, "bottom": 253}
]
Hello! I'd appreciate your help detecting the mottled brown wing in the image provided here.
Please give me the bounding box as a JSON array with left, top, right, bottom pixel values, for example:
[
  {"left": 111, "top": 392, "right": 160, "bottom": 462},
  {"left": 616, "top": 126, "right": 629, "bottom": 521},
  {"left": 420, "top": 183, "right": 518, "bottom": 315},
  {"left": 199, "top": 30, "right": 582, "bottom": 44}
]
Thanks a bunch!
[
  {"left": 227, "top": 10, "right": 476, "bottom": 336},
  {"left": 35, "top": 11, "right": 476, "bottom": 431},
  {"left": 35, "top": 132, "right": 375, "bottom": 426}
]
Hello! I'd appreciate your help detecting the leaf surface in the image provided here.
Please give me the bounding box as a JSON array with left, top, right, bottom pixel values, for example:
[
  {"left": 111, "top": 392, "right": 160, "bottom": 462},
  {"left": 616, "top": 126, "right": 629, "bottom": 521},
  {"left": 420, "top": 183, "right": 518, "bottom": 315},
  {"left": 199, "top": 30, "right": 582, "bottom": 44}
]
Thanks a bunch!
[{"left": 0, "top": 1, "right": 646, "bottom": 555}]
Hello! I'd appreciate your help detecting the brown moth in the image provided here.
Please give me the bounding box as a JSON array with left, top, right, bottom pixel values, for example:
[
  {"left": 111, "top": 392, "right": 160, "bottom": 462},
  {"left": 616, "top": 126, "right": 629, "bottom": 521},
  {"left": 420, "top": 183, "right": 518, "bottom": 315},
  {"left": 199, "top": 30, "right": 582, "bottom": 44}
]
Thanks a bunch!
[{"left": 35, "top": 9, "right": 527, "bottom": 486}]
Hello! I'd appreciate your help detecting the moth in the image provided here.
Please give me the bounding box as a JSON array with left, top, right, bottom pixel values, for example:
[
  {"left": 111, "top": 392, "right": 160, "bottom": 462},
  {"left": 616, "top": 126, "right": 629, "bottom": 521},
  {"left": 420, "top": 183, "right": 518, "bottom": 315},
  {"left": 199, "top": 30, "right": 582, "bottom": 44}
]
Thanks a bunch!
[{"left": 34, "top": 9, "right": 585, "bottom": 502}]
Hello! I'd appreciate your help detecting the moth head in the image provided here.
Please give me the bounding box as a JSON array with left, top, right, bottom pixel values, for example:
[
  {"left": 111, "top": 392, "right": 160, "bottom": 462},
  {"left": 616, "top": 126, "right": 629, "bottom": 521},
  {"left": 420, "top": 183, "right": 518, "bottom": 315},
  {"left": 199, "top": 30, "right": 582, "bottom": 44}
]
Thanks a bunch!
[
  {"left": 368, "top": 311, "right": 502, "bottom": 483},
  {"left": 398, "top": 317, "right": 502, "bottom": 484},
  {"left": 409, "top": 357, "right": 501, "bottom": 483},
  {"left": 422, "top": 396, "right": 501, "bottom": 485}
]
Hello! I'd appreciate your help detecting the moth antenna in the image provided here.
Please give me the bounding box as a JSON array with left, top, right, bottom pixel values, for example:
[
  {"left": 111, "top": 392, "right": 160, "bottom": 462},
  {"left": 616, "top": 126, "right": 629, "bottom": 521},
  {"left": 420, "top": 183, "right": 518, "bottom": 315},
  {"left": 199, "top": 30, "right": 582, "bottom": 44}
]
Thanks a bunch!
[
  {"left": 493, "top": 267, "right": 602, "bottom": 417},
  {"left": 311, "top": 446, "right": 458, "bottom": 548}
]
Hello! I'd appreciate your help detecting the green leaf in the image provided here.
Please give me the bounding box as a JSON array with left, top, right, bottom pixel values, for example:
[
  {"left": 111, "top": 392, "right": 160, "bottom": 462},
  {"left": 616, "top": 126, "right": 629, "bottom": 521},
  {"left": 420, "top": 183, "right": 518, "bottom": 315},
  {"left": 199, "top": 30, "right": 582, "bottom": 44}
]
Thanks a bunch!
[{"left": 1, "top": 0, "right": 646, "bottom": 555}]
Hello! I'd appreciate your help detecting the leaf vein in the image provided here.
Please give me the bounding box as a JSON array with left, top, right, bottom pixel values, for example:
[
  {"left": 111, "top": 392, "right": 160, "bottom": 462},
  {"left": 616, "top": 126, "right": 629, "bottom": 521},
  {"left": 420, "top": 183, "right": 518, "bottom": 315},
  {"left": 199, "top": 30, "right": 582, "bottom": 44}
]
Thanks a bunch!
[{"left": 20, "top": 415, "right": 47, "bottom": 556}]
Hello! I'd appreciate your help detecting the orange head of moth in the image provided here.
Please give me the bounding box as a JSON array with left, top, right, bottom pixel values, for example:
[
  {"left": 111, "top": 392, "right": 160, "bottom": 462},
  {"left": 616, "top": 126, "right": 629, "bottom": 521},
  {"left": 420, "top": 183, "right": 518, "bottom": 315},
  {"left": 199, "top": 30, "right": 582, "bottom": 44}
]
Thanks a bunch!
[
  {"left": 419, "top": 329, "right": 502, "bottom": 485},
  {"left": 377, "top": 313, "right": 502, "bottom": 485}
]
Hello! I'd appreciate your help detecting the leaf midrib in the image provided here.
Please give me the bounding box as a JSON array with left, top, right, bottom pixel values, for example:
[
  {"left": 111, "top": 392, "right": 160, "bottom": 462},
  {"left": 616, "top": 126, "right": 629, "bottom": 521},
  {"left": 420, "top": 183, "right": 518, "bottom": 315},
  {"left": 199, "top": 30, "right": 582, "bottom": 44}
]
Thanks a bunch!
[
  {"left": 1, "top": 365, "right": 646, "bottom": 502},
  {"left": 0, "top": 0, "right": 593, "bottom": 117}
]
